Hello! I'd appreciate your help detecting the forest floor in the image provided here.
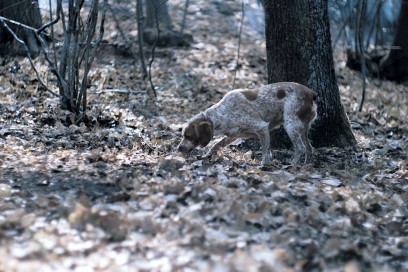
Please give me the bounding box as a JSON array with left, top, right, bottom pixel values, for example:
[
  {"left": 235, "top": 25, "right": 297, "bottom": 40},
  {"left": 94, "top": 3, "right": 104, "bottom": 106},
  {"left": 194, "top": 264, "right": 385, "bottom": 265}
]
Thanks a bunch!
[{"left": 0, "top": 1, "right": 407, "bottom": 271}]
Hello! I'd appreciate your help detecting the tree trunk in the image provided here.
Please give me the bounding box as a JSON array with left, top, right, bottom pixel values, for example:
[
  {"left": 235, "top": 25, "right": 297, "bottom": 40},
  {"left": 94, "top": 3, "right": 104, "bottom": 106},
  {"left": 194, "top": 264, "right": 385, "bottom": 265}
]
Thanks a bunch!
[
  {"left": 145, "top": 0, "right": 173, "bottom": 30},
  {"left": 143, "top": 0, "right": 192, "bottom": 47},
  {"left": 0, "top": 0, "right": 42, "bottom": 57},
  {"left": 379, "top": 2, "right": 408, "bottom": 82},
  {"left": 264, "top": 0, "right": 357, "bottom": 148}
]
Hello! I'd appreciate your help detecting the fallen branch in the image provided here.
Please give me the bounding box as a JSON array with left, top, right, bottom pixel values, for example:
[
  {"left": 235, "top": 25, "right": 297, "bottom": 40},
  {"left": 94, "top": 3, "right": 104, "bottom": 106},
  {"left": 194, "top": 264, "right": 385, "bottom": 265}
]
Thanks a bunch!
[{"left": 89, "top": 88, "right": 147, "bottom": 95}]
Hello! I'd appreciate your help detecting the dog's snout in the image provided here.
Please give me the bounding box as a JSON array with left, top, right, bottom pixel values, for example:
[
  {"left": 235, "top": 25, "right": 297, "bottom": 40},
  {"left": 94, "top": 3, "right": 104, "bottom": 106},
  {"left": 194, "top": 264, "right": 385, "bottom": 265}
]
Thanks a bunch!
[
  {"left": 178, "top": 143, "right": 186, "bottom": 153},
  {"left": 177, "top": 140, "right": 191, "bottom": 153}
]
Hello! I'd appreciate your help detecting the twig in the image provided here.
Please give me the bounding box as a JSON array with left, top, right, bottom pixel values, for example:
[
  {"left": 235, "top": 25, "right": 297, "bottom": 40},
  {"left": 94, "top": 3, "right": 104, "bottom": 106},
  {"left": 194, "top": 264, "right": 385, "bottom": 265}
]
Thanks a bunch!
[
  {"left": 33, "top": 27, "right": 68, "bottom": 97},
  {"left": 232, "top": 0, "right": 245, "bottom": 89},
  {"left": 0, "top": 15, "right": 45, "bottom": 33},
  {"left": 0, "top": 19, "right": 60, "bottom": 98},
  {"left": 38, "top": 9, "right": 60, "bottom": 34}
]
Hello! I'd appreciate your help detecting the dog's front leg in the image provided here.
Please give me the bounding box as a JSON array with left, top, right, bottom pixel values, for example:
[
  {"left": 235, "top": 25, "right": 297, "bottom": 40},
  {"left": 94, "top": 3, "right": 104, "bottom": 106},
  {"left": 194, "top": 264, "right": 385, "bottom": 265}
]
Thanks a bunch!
[{"left": 203, "top": 136, "right": 237, "bottom": 159}]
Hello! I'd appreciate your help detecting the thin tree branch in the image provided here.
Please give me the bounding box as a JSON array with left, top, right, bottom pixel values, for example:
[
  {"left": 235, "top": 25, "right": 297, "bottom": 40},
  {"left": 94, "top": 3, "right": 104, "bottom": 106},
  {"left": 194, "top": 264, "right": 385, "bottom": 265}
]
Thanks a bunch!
[
  {"left": 80, "top": 0, "right": 107, "bottom": 113},
  {"left": 0, "top": 15, "right": 43, "bottom": 33},
  {"left": 33, "top": 28, "right": 68, "bottom": 97}
]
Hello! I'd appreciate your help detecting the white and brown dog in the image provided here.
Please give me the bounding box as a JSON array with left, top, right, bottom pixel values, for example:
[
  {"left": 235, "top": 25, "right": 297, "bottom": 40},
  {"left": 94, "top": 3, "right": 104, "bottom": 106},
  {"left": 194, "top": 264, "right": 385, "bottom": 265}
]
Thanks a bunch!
[{"left": 178, "top": 82, "right": 317, "bottom": 165}]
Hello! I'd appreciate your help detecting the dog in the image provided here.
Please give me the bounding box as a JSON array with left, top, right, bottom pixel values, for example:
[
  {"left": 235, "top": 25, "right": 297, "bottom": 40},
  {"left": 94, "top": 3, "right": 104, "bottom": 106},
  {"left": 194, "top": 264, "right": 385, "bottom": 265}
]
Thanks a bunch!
[{"left": 178, "top": 82, "right": 317, "bottom": 165}]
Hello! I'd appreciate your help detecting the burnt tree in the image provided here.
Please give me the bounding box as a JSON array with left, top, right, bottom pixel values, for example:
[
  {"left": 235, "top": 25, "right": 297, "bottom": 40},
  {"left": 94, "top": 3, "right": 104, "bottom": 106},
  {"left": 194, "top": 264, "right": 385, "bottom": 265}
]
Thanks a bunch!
[
  {"left": 0, "top": 0, "right": 42, "bottom": 57},
  {"left": 264, "top": 0, "right": 357, "bottom": 148}
]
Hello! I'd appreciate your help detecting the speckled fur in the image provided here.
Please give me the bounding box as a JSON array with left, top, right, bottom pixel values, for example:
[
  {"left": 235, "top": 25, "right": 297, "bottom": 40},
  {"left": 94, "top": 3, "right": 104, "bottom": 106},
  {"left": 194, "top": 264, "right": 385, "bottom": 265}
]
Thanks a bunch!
[{"left": 178, "top": 82, "right": 317, "bottom": 165}]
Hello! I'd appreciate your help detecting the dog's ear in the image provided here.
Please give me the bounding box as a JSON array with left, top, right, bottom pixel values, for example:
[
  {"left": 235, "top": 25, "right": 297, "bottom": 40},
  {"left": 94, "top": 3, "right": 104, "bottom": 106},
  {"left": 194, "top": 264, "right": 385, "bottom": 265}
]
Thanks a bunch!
[
  {"left": 195, "top": 121, "right": 213, "bottom": 147},
  {"left": 183, "top": 124, "right": 197, "bottom": 140}
]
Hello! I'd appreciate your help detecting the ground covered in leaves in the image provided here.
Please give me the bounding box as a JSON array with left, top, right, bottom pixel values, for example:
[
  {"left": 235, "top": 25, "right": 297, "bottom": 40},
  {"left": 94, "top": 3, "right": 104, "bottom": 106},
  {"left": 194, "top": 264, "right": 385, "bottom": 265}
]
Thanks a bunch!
[{"left": 0, "top": 1, "right": 407, "bottom": 271}]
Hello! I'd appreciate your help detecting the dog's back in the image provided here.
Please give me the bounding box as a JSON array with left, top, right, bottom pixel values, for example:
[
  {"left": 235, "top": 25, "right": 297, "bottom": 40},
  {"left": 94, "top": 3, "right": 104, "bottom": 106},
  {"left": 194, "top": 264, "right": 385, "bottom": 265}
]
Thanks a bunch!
[{"left": 234, "top": 82, "right": 317, "bottom": 128}]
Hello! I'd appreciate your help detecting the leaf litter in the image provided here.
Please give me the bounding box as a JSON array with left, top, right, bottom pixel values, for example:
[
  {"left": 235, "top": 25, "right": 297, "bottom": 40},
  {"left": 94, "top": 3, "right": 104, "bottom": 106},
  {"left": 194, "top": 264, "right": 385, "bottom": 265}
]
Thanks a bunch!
[{"left": 0, "top": 0, "right": 407, "bottom": 271}]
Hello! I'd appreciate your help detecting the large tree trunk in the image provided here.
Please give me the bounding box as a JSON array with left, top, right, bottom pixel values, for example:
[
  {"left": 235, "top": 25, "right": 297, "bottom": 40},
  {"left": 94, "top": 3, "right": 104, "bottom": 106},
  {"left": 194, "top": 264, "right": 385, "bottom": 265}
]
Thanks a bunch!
[
  {"left": 264, "top": 0, "right": 357, "bottom": 148},
  {"left": 0, "top": 0, "right": 42, "bottom": 57},
  {"left": 379, "top": 2, "right": 408, "bottom": 82}
]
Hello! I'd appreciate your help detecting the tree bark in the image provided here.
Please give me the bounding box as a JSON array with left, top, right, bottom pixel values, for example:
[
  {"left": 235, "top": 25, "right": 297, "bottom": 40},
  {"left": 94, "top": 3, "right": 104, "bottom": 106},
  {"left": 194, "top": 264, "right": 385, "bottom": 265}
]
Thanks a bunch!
[
  {"left": 379, "top": 2, "right": 408, "bottom": 82},
  {"left": 264, "top": 0, "right": 357, "bottom": 148},
  {"left": 0, "top": 0, "right": 42, "bottom": 57}
]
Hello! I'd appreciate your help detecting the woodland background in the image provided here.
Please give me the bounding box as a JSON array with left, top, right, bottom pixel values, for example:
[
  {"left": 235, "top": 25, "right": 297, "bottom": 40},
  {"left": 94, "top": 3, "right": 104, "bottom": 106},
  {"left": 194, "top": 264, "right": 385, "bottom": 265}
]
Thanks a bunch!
[{"left": 0, "top": 0, "right": 407, "bottom": 271}]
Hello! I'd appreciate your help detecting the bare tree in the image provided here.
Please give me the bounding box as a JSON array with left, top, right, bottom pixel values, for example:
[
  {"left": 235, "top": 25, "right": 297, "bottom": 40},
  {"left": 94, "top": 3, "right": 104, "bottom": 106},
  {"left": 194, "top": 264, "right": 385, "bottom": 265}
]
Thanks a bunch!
[
  {"left": 0, "top": 0, "right": 42, "bottom": 57},
  {"left": 0, "top": 0, "right": 107, "bottom": 116},
  {"left": 264, "top": 0, "right": 357, "bottom": 148},
  {"left": 55, "top": 0, "right": 107, "bottom": 114}
]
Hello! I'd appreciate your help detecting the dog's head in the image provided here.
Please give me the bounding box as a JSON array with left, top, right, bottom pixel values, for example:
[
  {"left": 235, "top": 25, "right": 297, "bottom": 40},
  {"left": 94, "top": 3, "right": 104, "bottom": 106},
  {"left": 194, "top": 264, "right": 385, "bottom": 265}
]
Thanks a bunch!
[{"left": 178, "top": 114, "right": 213, "bottom": 153}]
